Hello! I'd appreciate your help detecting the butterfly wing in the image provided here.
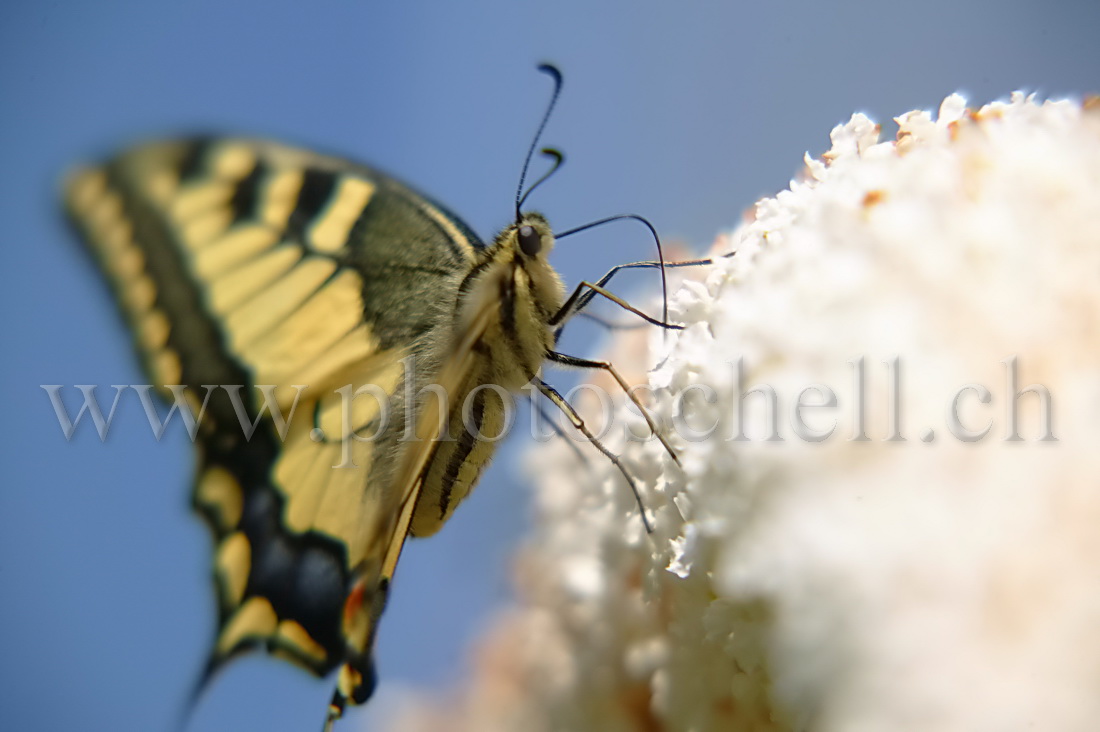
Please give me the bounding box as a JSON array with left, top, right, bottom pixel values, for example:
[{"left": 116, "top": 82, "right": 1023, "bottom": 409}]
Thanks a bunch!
[{"left": 64, "top": 138, "right": 483, "bottom": 702}]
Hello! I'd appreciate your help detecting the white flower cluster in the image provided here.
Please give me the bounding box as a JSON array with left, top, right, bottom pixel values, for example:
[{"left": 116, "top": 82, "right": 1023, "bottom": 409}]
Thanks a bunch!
[{"left": 388, "top": 93, "right": 1100, "bottom": 731}]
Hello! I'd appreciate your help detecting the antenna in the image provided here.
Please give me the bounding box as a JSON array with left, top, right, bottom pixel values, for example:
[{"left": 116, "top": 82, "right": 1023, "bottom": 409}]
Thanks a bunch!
[{"left": 515, "top": 64, "right": 563, "bottom": 223}]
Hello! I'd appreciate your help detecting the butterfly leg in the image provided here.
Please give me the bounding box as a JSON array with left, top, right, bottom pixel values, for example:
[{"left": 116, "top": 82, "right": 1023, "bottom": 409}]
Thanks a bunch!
[
  {"left": 532, "top": 394, "right": 592, "bottom": 467},
  {"left": 575, "top": 309, "right": 650, "bottom": 331},
  {"left": 535, "top": 378, "right": 654, "bottom": 533},
  {"left": 550, "top": 257, "right": 715, "bottom": 329},
  {"left": 547, "top": 351, "right": 680, "bottom": 467}
]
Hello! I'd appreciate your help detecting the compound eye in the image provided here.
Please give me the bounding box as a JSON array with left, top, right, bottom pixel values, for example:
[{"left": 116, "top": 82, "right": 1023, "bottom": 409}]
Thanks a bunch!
[{"left": 518, "top": 225, "right": 542, "bottom": 256}]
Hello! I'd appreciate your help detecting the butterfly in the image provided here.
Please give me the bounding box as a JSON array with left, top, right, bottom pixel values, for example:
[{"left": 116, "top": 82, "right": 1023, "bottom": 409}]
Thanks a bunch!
[{"left": 63, "top": 65, "right": 698, "bottom": 729}]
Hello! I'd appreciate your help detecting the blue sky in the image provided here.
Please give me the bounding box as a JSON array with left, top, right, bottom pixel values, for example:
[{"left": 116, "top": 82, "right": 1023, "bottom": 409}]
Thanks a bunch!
[{"left": 2, "top": 2, "right": 1097, "bottom": 731}]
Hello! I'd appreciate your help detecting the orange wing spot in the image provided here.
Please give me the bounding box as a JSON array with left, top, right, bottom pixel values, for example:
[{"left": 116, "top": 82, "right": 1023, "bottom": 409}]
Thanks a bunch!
[
  {"left": 340, "top": 577, "right": 374, "bottom": 653},
  {"left": 342, "top": 579, "right": 366, "bottom": 627}
]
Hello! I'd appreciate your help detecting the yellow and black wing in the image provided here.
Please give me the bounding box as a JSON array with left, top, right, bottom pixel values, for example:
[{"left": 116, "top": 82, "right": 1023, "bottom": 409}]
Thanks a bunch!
[{"left": 64, "top": 137, "right": 483, "bottom": 706}]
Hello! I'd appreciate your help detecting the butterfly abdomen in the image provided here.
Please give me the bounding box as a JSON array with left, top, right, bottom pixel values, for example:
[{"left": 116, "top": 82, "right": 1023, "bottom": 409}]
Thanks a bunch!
[{"left": 404, "top": 212, "right": 564, "bottom": 537}]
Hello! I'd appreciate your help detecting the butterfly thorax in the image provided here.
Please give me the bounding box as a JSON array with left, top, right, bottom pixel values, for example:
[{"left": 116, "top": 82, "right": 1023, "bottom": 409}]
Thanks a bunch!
[{"left": 457, "top": 212, "right": 564, "bottom": 389}]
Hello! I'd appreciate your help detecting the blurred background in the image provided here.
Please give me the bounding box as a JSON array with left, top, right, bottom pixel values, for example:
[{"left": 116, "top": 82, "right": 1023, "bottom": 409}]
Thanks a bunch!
[{"left": 1, "top": 2, "right": 1096, "bottom": 730}]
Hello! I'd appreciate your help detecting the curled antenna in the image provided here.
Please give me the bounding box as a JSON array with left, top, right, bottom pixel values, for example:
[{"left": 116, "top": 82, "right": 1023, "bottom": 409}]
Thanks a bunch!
[
  {"left": 556, "top": 214, "right": 671, "bottom": 329},
  {"left": 517, "top": 148, "right": 564, "bottom": 212},
  {"left": 515, "top": 63, "right": 564, "bottom": 223}
]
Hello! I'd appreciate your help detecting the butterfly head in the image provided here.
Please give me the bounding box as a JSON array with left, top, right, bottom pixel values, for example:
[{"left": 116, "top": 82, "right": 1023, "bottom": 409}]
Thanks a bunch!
[
  {"left": 493, "top": 212, "right": 564, "bottom": 305},
  {"left": 486, "top": 212, "right": 562, "bottom": 305},
  {"left": 501, "top": 211, "right": 554, "bottom": 260}
]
